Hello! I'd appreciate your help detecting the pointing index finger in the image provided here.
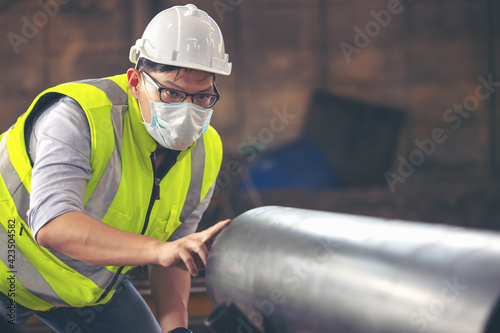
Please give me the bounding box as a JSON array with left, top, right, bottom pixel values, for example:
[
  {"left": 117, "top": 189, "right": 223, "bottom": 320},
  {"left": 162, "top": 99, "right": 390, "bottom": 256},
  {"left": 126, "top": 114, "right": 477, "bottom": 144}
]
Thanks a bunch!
[{"left": 202, "top": 219, "right": 231, "bottom": 243}]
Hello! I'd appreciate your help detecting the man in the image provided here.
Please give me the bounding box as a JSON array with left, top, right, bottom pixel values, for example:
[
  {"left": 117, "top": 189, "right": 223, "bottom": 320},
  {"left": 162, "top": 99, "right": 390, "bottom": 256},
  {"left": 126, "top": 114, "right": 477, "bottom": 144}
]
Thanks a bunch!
[{"left": 0, "top": 4, "right": 231, "bottom": 333}]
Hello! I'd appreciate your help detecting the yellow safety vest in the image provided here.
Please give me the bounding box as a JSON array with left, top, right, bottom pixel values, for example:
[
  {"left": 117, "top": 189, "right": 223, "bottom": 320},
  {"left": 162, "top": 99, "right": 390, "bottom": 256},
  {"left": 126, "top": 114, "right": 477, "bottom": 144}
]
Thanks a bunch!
[{"left": 0, "top": 74, "right": 222, "bottom": 310}]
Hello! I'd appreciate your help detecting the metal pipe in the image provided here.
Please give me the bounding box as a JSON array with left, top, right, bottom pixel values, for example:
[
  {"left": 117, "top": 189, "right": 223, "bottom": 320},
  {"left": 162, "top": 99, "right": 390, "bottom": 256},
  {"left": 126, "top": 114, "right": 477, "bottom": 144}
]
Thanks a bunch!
[{"left": 205, "top": 206, "right": 500, "bottom": 333}]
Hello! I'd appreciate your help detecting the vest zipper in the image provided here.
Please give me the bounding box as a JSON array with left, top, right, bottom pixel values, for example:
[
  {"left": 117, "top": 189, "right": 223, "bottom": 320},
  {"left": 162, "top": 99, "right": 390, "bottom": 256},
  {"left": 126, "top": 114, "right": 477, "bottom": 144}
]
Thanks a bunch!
[
  {"left": 98, "top": 150, "right": 178, "bottom": 301},
  {"left": 141, "top": 152, "right": 160, "bottom": 235},
  {"left": 97, "top": 152, "right": 160, "bottom": 302},
  {"left": 95, "top": 266, "right": 125, "bottom": 303},
  {"left": 154, "top": 178, "right": 161, "bottom": 200},
  {"left": 137, "top": 153, "right": 160, "bottom": 274}
]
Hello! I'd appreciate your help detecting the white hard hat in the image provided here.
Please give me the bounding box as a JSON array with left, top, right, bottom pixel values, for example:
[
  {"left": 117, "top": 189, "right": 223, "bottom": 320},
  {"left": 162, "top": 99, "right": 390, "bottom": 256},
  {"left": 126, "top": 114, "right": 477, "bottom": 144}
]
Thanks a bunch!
[{"left": 129, "top": 4, "right": 232, "bottom": 76}]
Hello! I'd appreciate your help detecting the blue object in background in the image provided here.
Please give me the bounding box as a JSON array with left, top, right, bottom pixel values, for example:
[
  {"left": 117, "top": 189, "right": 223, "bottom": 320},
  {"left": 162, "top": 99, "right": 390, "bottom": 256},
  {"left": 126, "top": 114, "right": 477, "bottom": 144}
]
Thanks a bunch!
[{"left": 241, "top": 137, "right": 345, "bottom": 191}]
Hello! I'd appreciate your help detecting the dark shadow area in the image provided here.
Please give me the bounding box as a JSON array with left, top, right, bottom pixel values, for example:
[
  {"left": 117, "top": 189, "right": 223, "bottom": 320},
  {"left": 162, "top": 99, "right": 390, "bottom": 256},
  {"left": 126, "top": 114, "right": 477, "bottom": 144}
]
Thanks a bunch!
[{"left": 485, "top": 296, "right": 500, "bottom": 333}]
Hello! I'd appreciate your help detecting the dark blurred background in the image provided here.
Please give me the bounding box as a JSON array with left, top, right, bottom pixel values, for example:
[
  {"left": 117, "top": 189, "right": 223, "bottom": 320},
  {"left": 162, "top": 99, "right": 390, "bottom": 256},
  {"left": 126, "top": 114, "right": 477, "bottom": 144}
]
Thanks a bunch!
[
  {"left": 1, "top": 0, "right": 499, "bottom": 226},
  {"left": 1, "top": 0, "right": 499, "bottom": 331}
]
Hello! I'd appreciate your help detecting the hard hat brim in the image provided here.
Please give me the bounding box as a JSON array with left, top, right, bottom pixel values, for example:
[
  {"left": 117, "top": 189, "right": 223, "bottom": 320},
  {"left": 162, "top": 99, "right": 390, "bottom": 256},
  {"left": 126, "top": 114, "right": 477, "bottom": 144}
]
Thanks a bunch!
[{"left": 130, "top": 45, "right": 232, "bottom": 76}]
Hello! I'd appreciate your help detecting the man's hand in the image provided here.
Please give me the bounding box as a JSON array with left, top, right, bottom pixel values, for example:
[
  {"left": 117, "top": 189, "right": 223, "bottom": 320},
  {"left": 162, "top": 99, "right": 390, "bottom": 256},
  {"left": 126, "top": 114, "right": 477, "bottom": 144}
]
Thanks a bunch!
[{"left": 156, "top": 219, "right": 230, "bottom": 277}]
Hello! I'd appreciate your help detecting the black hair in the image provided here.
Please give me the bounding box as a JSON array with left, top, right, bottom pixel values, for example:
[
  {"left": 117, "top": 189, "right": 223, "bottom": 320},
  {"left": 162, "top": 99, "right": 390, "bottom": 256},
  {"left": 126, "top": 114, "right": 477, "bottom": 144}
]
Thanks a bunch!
[{"left": 136, "top": 58, "right": 215, "bottom": 81}]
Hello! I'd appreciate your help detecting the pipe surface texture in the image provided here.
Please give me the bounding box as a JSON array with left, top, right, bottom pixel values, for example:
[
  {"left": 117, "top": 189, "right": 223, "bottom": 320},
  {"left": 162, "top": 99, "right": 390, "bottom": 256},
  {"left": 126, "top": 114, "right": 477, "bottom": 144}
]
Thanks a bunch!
[{"left": 205, "top": 206, "right": 500, "bottom": 333}]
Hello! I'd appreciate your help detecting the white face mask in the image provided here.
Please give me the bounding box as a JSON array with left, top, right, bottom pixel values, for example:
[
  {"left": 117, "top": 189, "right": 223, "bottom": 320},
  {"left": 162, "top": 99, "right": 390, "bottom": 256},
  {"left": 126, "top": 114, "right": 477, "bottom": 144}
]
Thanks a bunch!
[{"left": 140, "top": 80, "right": 213, "bottom": 151}]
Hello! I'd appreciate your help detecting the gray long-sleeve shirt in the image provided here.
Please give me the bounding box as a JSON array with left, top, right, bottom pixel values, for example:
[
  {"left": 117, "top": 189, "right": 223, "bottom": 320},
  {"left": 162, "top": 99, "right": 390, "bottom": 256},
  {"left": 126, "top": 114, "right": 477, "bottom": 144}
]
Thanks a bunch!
[{"left": 26, "top": 96, "right": 212, "bottom": 242}]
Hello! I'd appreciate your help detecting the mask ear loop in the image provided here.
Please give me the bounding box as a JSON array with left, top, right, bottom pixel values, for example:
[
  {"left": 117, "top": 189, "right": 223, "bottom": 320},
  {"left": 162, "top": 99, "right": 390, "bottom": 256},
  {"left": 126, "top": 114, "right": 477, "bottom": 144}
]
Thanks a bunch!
[
  {"left": 139, "top": 72, "right": 155, "bottom": 124},
  {"left": 137, "top": 100, "right": 148, "bottom": 124}
]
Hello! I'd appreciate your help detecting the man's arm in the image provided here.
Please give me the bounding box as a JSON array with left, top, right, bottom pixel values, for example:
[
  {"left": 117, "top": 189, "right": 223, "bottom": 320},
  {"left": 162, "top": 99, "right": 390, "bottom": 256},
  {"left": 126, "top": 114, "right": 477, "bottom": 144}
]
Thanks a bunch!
[
  {"left": 37, "top": 212, "right": 230, "bottom": 276},
  {"left": 149, "top": 265, "right": 191, "bottom": 332}
]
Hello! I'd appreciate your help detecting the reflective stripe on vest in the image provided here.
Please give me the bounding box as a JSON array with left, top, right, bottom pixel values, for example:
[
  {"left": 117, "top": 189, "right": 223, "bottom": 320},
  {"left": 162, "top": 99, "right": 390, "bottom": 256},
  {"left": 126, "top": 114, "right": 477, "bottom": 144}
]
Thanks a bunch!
[
  {"left": 180, "top": 135, "right": 205, "bottom": 221},
  {"left": 0, "top": 134, "right": 29, "bottom": 223},
  {"left": 78, "top": 78, "right": 126, "bottom": 221}
]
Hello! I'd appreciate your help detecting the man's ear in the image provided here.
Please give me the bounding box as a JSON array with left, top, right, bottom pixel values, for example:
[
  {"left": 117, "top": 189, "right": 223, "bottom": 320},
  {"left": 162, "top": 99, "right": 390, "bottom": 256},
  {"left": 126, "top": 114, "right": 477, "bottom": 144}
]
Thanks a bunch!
[{"left": 127, "top": 68, "right": 141, "bottom": 99}]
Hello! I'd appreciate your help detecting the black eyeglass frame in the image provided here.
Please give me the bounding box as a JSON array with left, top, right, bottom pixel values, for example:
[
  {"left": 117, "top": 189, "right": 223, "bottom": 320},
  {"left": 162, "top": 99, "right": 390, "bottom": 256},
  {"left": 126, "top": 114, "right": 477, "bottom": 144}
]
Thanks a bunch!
[{"left": 140, "top": 70, "right": 220, "bottom": 108}]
